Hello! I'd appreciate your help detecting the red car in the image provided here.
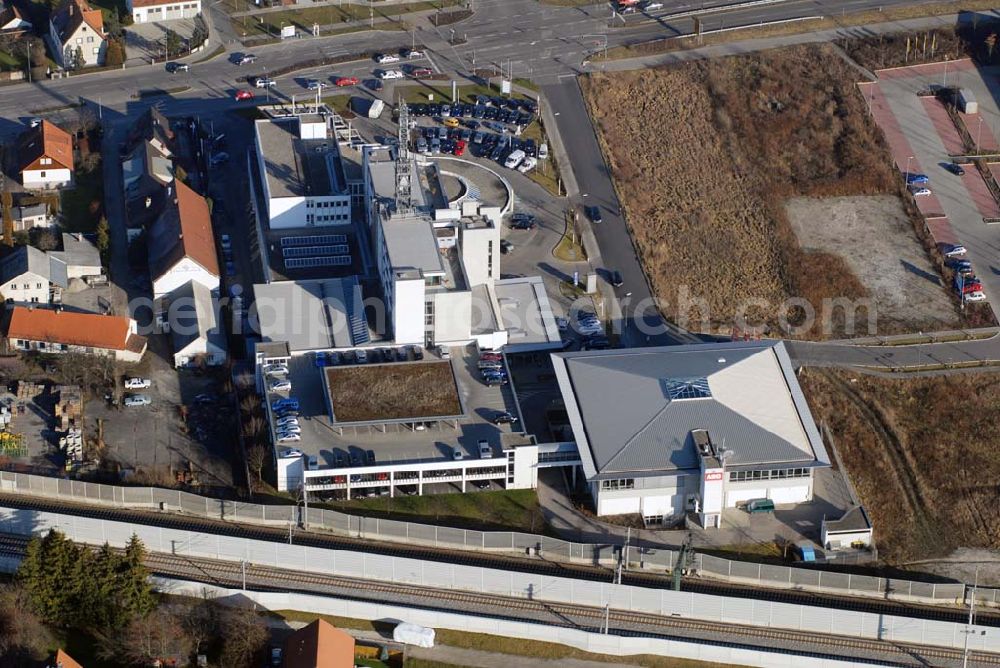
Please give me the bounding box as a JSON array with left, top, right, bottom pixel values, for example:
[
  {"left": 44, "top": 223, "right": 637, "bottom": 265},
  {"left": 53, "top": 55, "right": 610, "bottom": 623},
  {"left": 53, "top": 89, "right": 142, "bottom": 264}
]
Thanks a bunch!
[
  {"left": 335, "top": 76, "right": 359, "bottom": 87},
  {"left": 234, "top": 89, "right": 254, "bottom": 101},
  {"left": 453, "top": 139, "right": 466, "bottom": 157},
  {"left": 410, "top": 67, "right": 433, "bottom": 78}
]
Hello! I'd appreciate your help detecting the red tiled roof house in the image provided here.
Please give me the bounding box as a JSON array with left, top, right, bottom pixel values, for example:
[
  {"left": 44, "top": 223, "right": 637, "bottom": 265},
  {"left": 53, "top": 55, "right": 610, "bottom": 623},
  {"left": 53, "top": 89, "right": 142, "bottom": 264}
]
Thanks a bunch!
[
  {"left": 18, "top": 120, "right": 74, "bottom": 189},
  {"left": 48, "top": 0, "right": 106, "bottom": 69},
  {"left": 5, "top": 307, "right": 147, "bottom": 362}
]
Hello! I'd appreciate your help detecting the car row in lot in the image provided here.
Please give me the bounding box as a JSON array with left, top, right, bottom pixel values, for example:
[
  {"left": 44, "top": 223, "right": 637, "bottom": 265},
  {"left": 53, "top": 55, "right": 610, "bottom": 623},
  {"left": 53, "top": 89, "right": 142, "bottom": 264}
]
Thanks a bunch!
[
  {"left": 407, "top": 100, "right": 535, "bottom": 127},
  {"left": 574, "top": 311, "right": 610, "bottom": 349},
  {"left": 313, "top": 345, "right": 424, "bottom": 367},
  {"left": 478, "top": 351, "right": 508, "bottom": 386},
  {"left": 941, "top": 245, "right": 988, "bottom": 302}
]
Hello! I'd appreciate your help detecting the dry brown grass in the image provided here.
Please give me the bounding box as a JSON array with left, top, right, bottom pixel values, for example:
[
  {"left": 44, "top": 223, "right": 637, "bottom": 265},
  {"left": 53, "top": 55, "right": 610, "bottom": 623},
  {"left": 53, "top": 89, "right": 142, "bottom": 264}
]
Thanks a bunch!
[
  {"left": 325, "top": 362, "right": 461, "bottom": 422},
  {"left": 582, "top": 44, "right": 895, "bottom": 338},
  {"left": 800, "top": 368, "right": 1000, "bottom": 563}
]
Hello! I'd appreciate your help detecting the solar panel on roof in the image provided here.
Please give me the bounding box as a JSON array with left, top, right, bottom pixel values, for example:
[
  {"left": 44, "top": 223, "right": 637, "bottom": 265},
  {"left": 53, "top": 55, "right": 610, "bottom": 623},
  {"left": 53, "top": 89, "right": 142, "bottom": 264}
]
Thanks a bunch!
[
  {"left": 284, "top": 256, "right": 352, "bottom": 269},
  {"left": 281, "top": 234, "right": 347, "bottom": 247},
  {"left": 663, "top": 377, "right": 712, "bottom": 400},
  {"left": 281, "top": 245, "right": 350, "bottom": 258}
]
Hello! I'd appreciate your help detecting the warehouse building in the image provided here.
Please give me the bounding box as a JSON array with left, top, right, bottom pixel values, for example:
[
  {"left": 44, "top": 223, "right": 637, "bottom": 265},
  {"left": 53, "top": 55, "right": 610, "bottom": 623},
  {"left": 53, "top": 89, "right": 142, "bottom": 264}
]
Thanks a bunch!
[{"left": 551, "top": 341, "right": 830, "bottom": 527}]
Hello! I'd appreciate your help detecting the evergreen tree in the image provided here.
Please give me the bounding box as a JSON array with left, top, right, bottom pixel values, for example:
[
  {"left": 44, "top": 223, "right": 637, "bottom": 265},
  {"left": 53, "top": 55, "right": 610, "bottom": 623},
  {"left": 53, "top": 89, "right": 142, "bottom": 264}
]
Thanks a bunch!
[
  {"left": 119, "top": 533, "right": 156, "bottom": 619},
  {"left": 95, "top": 216, "right": 110, "bottom": 261},
  {"left": 17, "top": 530, "right": 84, "bottom": 626},
  {"left": 71, "top": 46, "right": 85, "bottom": 70}
]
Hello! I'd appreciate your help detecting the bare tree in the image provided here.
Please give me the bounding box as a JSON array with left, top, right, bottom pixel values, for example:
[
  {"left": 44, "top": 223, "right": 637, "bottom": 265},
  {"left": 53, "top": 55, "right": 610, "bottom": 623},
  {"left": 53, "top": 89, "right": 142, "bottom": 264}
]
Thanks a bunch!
[
  {"left": 98, "top": 607, "right": 193, "bottom": 665},
  {"left": 0, "top": 583, "right": 54, "bottom": 663},
  {"left": 219, "top": 606, "right": 268, "bottom": 667},
  {"left": 247, "top": 445, "right": 268, "bottom": 482}
]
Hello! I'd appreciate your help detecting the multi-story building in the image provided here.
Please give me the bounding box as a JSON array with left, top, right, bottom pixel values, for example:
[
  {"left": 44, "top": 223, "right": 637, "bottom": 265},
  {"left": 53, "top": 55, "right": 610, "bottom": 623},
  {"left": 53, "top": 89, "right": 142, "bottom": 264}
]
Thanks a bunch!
[
  {"left": 147, "top": 180, "right": 219, "bottom": 299},
  {"left": 253, "top": 115, "right": 352, "bottom": 230},
  {"left": 47, "top": 0, "right": 105, "bottom": 69}
]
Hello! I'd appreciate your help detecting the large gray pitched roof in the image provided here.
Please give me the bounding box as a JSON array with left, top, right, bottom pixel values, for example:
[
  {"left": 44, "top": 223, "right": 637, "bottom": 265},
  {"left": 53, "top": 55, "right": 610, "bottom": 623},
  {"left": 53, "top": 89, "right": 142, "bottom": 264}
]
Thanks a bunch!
[
  {"left": 553, "top": 341, "right": 829, "bottom": 478},
  {"left": 0, "top": 245, "right": 67, "bottom": 289}
]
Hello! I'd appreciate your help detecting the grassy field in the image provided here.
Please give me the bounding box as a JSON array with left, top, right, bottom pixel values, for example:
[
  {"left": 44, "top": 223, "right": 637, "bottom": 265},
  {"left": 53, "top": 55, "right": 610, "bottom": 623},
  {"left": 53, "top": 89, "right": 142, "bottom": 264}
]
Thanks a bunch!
[
  {"left": 321, "top": 488, "right": 547, "bottom": 532},
  {"left": 272, "top": 610, "right": 742, "bottom": 667},
  {"left": 800, "top": 368, "right": 1000, "bottom": 564},
  {"left": 325, "top": 362, "right": 461, "bottom": 422},
  {"left": 581, "top": 45, "right": 920, "bottom": 339}
]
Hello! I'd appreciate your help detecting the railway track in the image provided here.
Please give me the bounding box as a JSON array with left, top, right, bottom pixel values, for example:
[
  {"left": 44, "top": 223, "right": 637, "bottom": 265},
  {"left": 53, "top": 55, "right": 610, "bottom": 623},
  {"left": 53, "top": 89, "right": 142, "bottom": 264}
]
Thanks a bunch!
[
  {"left": 0, "top": 532, "right": 992, "bottom": 668},
  {"left": 0, "top": 492, "right": 989, "bottom": 629}
]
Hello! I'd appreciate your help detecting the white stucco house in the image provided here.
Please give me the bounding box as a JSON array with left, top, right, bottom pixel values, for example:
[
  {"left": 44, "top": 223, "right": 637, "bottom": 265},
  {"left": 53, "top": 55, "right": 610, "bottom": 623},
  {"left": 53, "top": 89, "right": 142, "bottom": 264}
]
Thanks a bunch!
[
  {"left": 18, "top": 120, "right": 74, "bottom": 190},
  {"left": 48, "top": 0, "right": 106, "bottom": 69},
  {"left": 147, "top": 180, "right": 220, "bottom": 299}
]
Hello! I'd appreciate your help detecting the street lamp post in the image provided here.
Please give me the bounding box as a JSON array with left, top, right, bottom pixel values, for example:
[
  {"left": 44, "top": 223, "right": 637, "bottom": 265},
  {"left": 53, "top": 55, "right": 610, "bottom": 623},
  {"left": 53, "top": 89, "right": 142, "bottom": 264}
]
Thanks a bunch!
[
  {"left": 977, "top": 116, "right": 984, "bottom": 154},
  {"left": 904, "top": 155, "right": 913, "bottom": 185}
]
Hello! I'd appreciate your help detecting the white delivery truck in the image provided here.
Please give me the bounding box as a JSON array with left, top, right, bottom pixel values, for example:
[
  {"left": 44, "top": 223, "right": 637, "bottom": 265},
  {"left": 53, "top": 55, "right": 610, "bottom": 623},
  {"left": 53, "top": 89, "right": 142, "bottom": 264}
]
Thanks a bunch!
[
  {"left": 368, "top": 99, "right": 385, "bottom": 119},
  {"left": 958, "top": 88, "right": 978, "bottom": 114}
]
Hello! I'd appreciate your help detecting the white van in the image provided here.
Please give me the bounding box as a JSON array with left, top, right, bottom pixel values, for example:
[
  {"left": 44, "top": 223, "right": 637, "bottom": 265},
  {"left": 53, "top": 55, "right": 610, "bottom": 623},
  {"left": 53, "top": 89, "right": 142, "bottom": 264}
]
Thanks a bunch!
[
  {"left": 378, "top": 69, "right": 404, "bottom": 80},
  {"left": 504, "top": 149, "right": 526, "bottom": 170}
]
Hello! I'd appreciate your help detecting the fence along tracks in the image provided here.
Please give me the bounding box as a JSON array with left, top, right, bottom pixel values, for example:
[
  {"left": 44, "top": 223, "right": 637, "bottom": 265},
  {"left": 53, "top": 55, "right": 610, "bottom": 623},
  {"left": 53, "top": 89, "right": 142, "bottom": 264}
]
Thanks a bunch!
[{"left": 0, "top": 533, "right": 993, "bottom": 667}]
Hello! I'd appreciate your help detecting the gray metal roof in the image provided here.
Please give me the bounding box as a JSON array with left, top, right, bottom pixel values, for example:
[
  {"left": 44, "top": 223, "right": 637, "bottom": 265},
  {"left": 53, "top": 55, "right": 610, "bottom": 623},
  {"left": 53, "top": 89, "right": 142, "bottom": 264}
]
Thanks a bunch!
[
  {"left": 553, "top": 341, "right": 829, "bottom": 478},
  {"left": 50, "top": 233, "right": 101, "bottom": 270},
  {"left": 253, "top": 276, "right": 362, "bottom": 352},
  {"left": 382, "top": 213, "right": 444, "bottom": 277},
  {"left": 170, "top": 280, "right": 226, "bottom": 357},
  {"left": 0, "top": 245, "right": 67, "bottom": 289}
]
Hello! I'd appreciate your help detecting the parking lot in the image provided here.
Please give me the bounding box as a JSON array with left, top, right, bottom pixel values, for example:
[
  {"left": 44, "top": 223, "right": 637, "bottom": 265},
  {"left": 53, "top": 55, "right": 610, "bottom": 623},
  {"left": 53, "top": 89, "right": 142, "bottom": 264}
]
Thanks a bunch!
[
  {"left": 864, "top": 60, "right": 1000, "bottom": 310},
  {"left": 263, "top": 344, "right": 521, "bottom": 470}
]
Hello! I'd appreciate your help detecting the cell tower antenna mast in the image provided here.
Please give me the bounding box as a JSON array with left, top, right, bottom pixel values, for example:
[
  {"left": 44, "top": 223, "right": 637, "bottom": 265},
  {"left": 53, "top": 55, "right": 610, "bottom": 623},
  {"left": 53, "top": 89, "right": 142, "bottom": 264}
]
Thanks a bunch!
[{"left": 395, "top": 96, "right": 411, "bottom": 213}]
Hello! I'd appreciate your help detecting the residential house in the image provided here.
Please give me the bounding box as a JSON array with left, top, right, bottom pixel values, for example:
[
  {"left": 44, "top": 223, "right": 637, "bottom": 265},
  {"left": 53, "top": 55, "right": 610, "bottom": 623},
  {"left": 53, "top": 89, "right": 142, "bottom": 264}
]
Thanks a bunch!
[
  {"left": 147, "top": 180, "right": 219, "bottom": 298},
  {"left": 5, "top": 306, "right": 147, "bottom": 362},
  {"left": 122, "top": 109, "right": 177, "bottom": 239},
  {"left": 12, "top": 203, "right": 52, "bottom": 232},
  {"left": 48, "top": 649, "right": 85, "bottom": 668},
  {"left": 49, "top": 233, "right": 103, "bottom": 281},
  {"left": 18, "top": 120, "right": 74, "bottom": 189},
  {"left": 284, "top": 619, "right": 355, "bottom": 668},
  {"left": 0, "top": 3, "right": 31, "bottom": 32},
  {"left": 0, "top": 245, "right": 67, "bottom": 304},
  {"left": 48, "top": 0, "right": 105, "bottom": 69},
  {"left": 127, "top": 0, "right": 201, "bottom": 23},
  {"left": 167, "top": 279, "right": 226, "bottom": 367}
]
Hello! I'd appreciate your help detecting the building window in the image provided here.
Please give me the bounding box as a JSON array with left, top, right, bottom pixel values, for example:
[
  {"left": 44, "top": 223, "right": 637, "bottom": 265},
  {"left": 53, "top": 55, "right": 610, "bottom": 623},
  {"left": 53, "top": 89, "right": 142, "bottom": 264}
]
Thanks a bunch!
[
  {"left": 76, "top": 37, "right": 82, "bottom": 44},
  {"left": 87, "top": 36, "right": 94, "bottom": 42},
  {"left": 36, "top": 283, "right": 41, "bottom": 289},
  {"left": 93, "top": 47, "right": 99, "bottom": 55},
  {"left": 728, "top": 468, "right": 810, "bottom": 483},
  {"left": 39, "top": 171, "right": 46, "bottom": 178},
  {"left": 601, "top": 478, "right": 634, "bottom": 490},
  {"left": 40, "top": 158, "right": 51, "bottom": 165}
]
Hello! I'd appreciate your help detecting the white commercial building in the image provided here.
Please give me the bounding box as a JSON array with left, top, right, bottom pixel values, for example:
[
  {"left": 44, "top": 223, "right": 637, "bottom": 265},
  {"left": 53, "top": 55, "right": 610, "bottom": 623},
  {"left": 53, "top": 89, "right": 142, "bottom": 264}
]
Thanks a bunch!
[
  {"left": 254, "top": 115, "right": 352, "bottom": 230},
  {"left": 551, "top": 341, "right": 831, "bottom": 527},
  {"left": 0, "top": 246, "right": 67, "bottom": 305},
  {"left": 127, "top": 0, "right": 201, "bottom": 23},
  {"left": 168, "top": 280, "right": 227, "bottom": 367}
]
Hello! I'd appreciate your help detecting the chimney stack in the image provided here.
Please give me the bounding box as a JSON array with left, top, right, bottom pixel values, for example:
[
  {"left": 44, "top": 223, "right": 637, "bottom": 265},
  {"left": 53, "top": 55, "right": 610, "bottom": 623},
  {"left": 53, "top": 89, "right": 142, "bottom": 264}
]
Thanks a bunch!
[{"left": 145, "top": 196, "right": 152, "bottom": 209}]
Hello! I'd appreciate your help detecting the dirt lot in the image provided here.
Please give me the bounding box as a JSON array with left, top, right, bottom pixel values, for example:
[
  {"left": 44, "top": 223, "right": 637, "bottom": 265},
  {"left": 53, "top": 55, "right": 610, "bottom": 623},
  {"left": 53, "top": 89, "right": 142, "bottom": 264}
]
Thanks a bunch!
[
  {"left": 582, "top": 44, "right": 950, "bottom": 338},
  {"left": 799, "top": 368, "right": 1000, "bottom": 565},
  {"left": 786, "top": 195, "right": 959, "bottom": 334},
  {"left": 325, "top": 362, "right": 462, "bottom": 422}
]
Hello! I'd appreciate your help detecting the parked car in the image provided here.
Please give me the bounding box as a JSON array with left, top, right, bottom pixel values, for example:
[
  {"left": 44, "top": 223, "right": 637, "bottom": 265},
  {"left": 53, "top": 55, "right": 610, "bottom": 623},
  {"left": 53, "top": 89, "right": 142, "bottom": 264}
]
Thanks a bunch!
[
  {"left": 264, "top": 364, "right": 289, "bottom": 376},
  {"left": 517, "top": 156, "right": 537, "bottom": 173},
  {"left": 124, "top": 377, "right": 151, "bottom": 389},
  {"left": 276, "top": 433, "right": 301, "bottom": 443},
  {"left": 276, "top": 416, "right": 299, "bottom": 427},
  {"left": 306, "top": 79, "right": 327, "bottom": 90},
  {"left": 906, "top": 173, "right": 930, "bottom": 184},
  {"left": 276, "top": 425, "right": 301, "bottom": 435},
  {"left": 124, "top": 394, "right": 151, "bottom": 407},
  {"left": 443, "top": 117, "right": 460, "bottom": 129},
  {"left": 335, "top": 76, "right": 359, "bottom": 87},
  {"left": 254, "top": 77, "right": 276, "bottom": 88},
  {"left": 944, "top": 163, "right": 966, "bottom": 176},
  {"left": 499, "top": 239, "right": 514, "bottom": 254},
  {"left": 965, "top": 291, "right": 988, "bottom": 302},
  {"left": 585, "top": 205, "right": 602, "bottom": 224},
  {"left": 377, "top": 69, "right": 404, "bottom": 80},
  {"left": 410, "top": 67, "right": 433, "bottom": 78},
  {"left": 269, "top": 379, "right": 292, "bottom": 393},
  {"left": 909, "top": 186, "right": 932, "bottom": 197},
  {"left": 167, "top": 62, "right": 190, "bottom": 73},
  {"left": 538, "top": 143, "right": 549, "bottom": 160},
  {"left": 234, "top": 90, "right": 254, "bottom": 101},
  {"left": 478, "top": 439, "right": 493, "bottom": 458},
  {"left": 492, "top": 411, "right": 518, "bottom": 425},
  {"left": 946, "top": 258, "right": 973, "bottom": 273},
  {"left": 510, "top": 215, "right": 536, "bottom": 230},
  {"left": 375, "top": 53, "right": 400, "bottom": 64},
  {"left": 366, "top": 449, "right": 376, "bottom": 465},
  {"left": 237, "top": 54, "right": 256, "bottom": 65},
  {"left": 416, "top": 137, "right": 428, "bottom": 153},
  {"left": 504, "top": 149, "right": 526, "bottom": 170},
  {"left": 210, "top": 152, "right": 229, "bottom": 166},
  {"left": 746, "top": 498, "right": 775, "bottom": 514},
  {"left": 404, "top": 49, "right": 424, "bottom": 58},
  {"left": 272, "top": 398, "right": 300, "bottom": 411},
  {"left": 610, "top": 270, "right": 623, "bottom": 288},
  {"left": 220, "top": 234, "right": 232, "bottom": 250},
  {"left": 943, "top": 244, "right": 968, "bottom": 257},
  {"left": 453, "top": 139, "right": 466, "bottom": 156},
  {"left": 479, "top": 352, "right": 503, "bottom": 361}
]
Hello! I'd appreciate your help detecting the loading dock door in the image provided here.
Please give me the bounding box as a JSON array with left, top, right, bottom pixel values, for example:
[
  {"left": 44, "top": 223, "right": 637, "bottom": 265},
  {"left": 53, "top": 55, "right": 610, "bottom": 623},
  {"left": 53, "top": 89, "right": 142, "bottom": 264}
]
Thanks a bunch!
[
  {"left": 769, "top": 485, "right": 810, "bottom": 505},
  {"left": 726, "top": 489, "right": 765, "bottom": 508}
]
